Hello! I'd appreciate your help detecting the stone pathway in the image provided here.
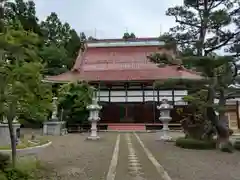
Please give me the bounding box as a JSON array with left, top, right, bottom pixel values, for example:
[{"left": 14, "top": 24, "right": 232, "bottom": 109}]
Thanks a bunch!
[
  {"left": 115, "top": 133, "right": 164, "bottom": 180},
  {"left": 28, "top": 131, "right": 240, "bottom": 180}
]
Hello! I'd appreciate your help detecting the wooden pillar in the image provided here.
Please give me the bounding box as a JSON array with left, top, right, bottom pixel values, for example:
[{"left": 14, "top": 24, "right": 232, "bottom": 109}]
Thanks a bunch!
[
  {"left": 125, "top": 82, "right": 128, "bottom": 119},
  {"left": 153, "top": 84, "right": 156, "bottom": 124},
  {"left": 108, "top": 84, "right": 111, "bottom": 103},
  {"left": 172, "top": 89, "right": 175, "bottom": 107},
  {"left": 98, "top": 83, "right": 101, "bottom": 102},
  {"left": 237, "top": 101, "right": 240, "bottom": 129},
  {"left": 142, "top": 84, "right": 145, "bottom": 103}
]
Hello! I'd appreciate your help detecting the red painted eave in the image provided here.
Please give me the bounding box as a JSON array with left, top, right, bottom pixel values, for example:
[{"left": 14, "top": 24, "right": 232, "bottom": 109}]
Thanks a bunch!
[{"left": 44, "top": 66, "right": 203, "bottom": 83}]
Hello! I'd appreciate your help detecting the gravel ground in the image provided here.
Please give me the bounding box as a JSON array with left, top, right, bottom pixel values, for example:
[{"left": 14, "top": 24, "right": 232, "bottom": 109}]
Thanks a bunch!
[
  {"left": 20, "top": 129, "right": 240, "bottom": 180},
  {"left": 35, "top": 132, "right": 118, "bottom": 180},
  {"left": 137, "top": 132, "right": 240, "bottom": 180}
]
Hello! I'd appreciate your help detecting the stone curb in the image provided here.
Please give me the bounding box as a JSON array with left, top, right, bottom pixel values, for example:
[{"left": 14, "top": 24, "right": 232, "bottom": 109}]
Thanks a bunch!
[
  {"left": 0, "top": 141, "right": 52, "bottom": 155},
  {"left": 98, "top": 130, "right": 183, "bottom": 133}
]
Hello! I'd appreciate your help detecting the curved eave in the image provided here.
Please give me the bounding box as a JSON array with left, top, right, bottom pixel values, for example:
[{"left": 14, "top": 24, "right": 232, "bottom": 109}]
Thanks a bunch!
[{"left": 42, "top": 79, "right": 69, "bottom": 84}]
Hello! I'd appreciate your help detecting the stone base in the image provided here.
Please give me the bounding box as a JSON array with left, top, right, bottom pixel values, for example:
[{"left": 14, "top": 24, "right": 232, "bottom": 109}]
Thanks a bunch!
[
  {"left": 0, "top": 123, "right": 21, "bottom": 146},
  {"left": 43, "top": 121, "right": 67, "bottom": 136},
  {"left": 156, "top": 131, "right": 172, "bottom": 141},
  {"left": 86, "top": 136, "right": 100, "bottom": 140},
  {"left": 160, "top": 135, "right": 172, "bottom": 141}
]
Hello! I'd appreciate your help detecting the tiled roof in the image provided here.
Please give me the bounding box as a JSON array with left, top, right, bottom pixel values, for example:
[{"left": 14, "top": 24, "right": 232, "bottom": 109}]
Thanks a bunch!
[{"left": 45, "top": 38, "right": 203, "bottom": 83}]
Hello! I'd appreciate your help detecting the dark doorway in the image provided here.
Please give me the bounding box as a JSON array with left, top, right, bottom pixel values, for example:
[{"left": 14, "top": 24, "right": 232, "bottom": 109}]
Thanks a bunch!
[{"left": 100, "top": 102, "right": 156, "bottom": 124}]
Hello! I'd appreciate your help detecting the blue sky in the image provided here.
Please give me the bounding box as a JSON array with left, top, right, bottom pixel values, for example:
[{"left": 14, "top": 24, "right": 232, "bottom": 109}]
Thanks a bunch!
[{"left": 33, "top": 0, "right": 182, "bottom": 39}]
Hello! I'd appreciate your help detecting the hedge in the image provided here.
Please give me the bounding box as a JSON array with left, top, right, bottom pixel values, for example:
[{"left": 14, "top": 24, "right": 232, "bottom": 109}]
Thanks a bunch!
[
  {"left": 175, "top": 137, "right": 216, "bottom": 150},
  {"left": 234, "top": 140, "right": 240, "bottom": 150}
]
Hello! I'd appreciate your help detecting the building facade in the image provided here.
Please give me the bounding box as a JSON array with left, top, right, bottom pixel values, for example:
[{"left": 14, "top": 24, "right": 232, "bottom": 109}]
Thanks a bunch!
[{"left": 45, "top": 38, "right": 240, "bottom": 131}]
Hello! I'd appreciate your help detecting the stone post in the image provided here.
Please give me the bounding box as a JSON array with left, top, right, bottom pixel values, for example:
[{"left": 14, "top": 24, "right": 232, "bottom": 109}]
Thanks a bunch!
[
  {"left": 157, "top": 99, "right": 173, "bottom": 141},
  {"left": 87, "top": 97, "right": 102, "bottom": 140},
  {"left": 51, "top": 97, "right": 58, "bottom": 120},
  {"left": 43, "top": 97, "right": 67, "bottom": 136}
]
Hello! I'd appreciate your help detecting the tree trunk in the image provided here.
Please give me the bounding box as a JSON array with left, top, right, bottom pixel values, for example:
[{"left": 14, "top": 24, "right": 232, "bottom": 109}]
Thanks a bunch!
[
  {"left": 7, "top": 103, "right": 17, "bottom": 167},
  {"left": 216, "top": 89, "right": 231, "bottom": 150},
  {"left": 7, "top": 117, "right": 16, "bottom": 167}
]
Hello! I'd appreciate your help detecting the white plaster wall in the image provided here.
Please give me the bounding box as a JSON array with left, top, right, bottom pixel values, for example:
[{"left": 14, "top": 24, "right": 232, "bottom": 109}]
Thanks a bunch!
[{"left": 98, "top": 90, "right": 188, "bottom": 103}]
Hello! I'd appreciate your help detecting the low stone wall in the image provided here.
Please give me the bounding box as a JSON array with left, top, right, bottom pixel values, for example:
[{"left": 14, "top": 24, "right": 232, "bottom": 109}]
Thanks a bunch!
[{"left": 0, "top": 141, "right": 52, "bottom": 156}]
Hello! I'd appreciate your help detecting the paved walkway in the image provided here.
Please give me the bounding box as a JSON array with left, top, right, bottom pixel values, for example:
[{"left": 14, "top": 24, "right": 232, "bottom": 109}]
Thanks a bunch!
[
  {"left": 32, "top": 131, "right": 240, "bottom": 180},
  {"left": 113, "top": 133, "right": 169, "bottom": 180}
]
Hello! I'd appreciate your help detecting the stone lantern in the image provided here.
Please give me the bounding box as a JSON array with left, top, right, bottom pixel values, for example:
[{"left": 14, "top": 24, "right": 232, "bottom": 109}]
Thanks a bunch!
[
  {"left": 43, "top": 97, "right": 67, "bottom": 136},
  {"left": 87, "top": 97, "right": 102, "bottom": 140},
  {"left": 157, "top": 99, "right": 173, "bottom": 141}
]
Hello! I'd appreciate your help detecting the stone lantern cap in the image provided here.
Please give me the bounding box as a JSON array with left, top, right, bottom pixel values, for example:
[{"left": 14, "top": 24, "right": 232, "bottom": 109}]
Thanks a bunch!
[
  {"left": 87, "top": 98, "right": 102, "bottom": 110},
  {"left": 157, "top": 99, "right": 173, "bottom": 110}
]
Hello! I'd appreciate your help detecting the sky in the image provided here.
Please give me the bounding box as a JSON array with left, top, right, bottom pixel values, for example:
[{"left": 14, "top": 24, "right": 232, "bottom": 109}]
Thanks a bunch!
[{"left": 33, "top": 0, "right": 182, "bottom": 39}]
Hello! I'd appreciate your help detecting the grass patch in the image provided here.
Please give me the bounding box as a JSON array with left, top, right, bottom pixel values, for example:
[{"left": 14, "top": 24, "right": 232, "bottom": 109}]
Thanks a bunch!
[
  {"left": 0, "top": 136, "right": 49, "bottom": 150},
  {"left": 0, "top": 154, "right": 46, "bottom": 180}
]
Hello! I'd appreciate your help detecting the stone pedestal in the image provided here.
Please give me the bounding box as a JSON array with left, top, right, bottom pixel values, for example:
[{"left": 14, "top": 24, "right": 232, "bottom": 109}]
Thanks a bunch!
[
  {"left": 0, "top": 123, "right": 21, "bottom": 146},
  {"left": 87, "top": 98, "right": 102, "bottom": 140},
  {"left": 43, "top": 96, "right": 67, "bottom": 136},
  {"left": 43, "top": 121, "right": 67, "bottom": 136},
  {"left": 157, "top": 99, "right": 173, "bottom": 141}
]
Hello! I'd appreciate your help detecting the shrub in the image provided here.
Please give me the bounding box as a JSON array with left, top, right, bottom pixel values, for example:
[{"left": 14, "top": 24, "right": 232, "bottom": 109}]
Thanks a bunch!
[
  {"left": 175, "top": 137, "right": 216, "bottom": 150},
  {"left": 0, "top": 153, "right": 10, "bottom": 171},
  {"left": 0, "top": 155, "right": 41, "bottom": 180},
  {"left": 4, "top": 168, "right": 32, "bottom": 180},
  {"left": 0, "top": 172, "right": 7, "bottom": 180},
  {"left": 233, "top": 140, "right": 240, "bottom": 150}
]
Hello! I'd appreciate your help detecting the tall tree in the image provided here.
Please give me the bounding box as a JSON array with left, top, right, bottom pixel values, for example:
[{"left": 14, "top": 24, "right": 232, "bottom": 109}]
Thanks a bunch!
[
  {"left": 122, "top": 32, "right": 136, "bottom": 40},
  {"left": 4, "top": 0, "right": 41, "bottom": 34},
  {"left": 166, "top": 0, "right": 240, "bottom": 56},
  {"left": 40, "top": 12, "right": 71, "bottom": 47},
  {"left": 0, "top": 25, "right": 52, "bottom": 166},
  {"left": 40, "top": 13, "right": 85, "bottom": 75},
  {"left": 150, "top": 0, "right": 240, "bottom": 151}
]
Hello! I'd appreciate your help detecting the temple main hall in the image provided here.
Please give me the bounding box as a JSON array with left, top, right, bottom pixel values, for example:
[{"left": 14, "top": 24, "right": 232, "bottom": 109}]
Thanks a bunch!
[{"left": 45, "top": 37, "right": 240, "bottom": 131}]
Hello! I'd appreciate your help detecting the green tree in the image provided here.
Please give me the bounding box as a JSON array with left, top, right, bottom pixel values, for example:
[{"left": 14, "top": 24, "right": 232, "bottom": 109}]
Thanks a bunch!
[
  {"left": 4, "top": 0, "right": 41, "bottom": 34},
  {"left": 122, "top": 32, "right": 136, "bottom": 40},
  {"left": 40, "top": 12, "right": 70, "bottom": 47},
  {"left": 165, "top": 0, "right": 240, "bottom": 56},
  {"left": 40, "top": 12, "right": 85, "bottom": 75},
  {"left": 58, "top": 82, "right": 94, "bottom": 125},
  {"left": 150, "top": 0, "right": 240, "bottom": 150},
  {"left": 39, "top": 44, "right": 70, "bottom": 75},
  {"left": 0, "top": 25, "right": 52, "bottom": 166}
]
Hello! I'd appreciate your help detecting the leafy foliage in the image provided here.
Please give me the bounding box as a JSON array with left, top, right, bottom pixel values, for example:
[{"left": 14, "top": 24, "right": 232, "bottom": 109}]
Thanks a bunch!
[
  {"left": 122, "top": 32, "right": 136, "bottom": 40},
  {"left": 165, "top": 0, "right": 240, "bottom": 56},
  {"left": 2, "top": 0, "right": 85, "bottom": 76},
  {"left": 58, "top": 82, "right": 94, "bottom": 124},
  {"left": 151, "top": 0, "right": 240, "bottom": 150}
]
